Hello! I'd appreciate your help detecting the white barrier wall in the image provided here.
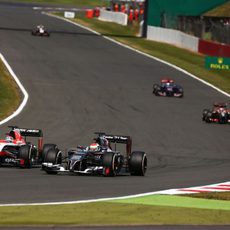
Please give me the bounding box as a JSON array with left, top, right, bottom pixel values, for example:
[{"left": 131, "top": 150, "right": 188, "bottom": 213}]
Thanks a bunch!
[
  {"left": 147, "top": 26, "right": 199, "bottom": 52},
  {"left": 99, "top": 10, "right": 128, "bottom": 26}
]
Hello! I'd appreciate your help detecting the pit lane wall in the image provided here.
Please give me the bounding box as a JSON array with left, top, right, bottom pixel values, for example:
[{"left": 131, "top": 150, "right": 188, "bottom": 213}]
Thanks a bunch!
[
  {"left": 147, "top": 25, "right": 230, "bottom": 57},
  {"left": 98, "top": 9, "right": 128, "bottom": 26},
  {"left": 199, "top": 39, "right": 230, "bottom": 57}
]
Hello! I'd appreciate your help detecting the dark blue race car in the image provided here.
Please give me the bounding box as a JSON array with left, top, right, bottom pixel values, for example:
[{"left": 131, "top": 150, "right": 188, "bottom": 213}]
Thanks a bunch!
[{"left": 153, "top": 79, "right": 183, "bottom": 98}]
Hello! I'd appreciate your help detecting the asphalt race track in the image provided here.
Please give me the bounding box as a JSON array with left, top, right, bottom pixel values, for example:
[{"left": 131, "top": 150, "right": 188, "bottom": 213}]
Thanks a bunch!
[{"left": 0, "top": 2, "right": 229, "bottom": 205}]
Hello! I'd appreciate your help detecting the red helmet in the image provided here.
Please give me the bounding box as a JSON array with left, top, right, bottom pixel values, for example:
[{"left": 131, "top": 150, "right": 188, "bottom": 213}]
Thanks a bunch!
[{"left": 89, "top": 143, "right": 100, "bottom": 151}]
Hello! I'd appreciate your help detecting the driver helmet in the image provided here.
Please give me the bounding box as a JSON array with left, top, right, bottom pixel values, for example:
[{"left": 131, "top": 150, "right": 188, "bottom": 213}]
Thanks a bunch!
[
  {"left": 166, "top": 82, "right": 171, "bottom": 87},
  {"left": 89, "top": 143, "right": 100, "bottom": 151},
  {"left": 5, "top": 135, "right": 14, "bottom": 142}
]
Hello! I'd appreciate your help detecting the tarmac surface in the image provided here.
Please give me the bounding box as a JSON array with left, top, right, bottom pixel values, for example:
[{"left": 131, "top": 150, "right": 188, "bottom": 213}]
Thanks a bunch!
[{"left": 0, "top": 2, "right": 229, "bottom": 205}]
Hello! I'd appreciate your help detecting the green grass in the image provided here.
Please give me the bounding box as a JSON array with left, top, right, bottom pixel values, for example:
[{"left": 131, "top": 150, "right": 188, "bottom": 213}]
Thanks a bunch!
[
  {"left": 0, "top": 60, "right": 21, "bottom": 121},
  {"left": 0, "top": 199, "right": 229, "bottom": 226},
  {"left": 111, "top": 195, "right": 230, "bottom": 211}
]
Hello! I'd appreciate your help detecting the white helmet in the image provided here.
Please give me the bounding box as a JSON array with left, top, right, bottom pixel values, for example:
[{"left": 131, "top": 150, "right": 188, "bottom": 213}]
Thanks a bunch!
[{"left": 5, "top": 135, "right": 13, "bottom": 142}]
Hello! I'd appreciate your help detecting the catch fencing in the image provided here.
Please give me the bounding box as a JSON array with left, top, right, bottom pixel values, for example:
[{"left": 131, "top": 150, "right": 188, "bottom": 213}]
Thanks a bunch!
[{"left": 161, "top": 13, "right": 230, "bottom": 45}]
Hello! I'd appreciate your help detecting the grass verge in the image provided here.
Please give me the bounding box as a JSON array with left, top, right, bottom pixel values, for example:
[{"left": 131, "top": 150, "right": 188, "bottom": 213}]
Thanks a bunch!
[
  {"left": 6, "top": 0, "right": 105, "bottom": 7},
  {"left": 0, "top": 59, "right": 21, "bottom": 121},
  {"left": 0, "top": 197, "right": 229, "bottom": 225},
  {"left": 111, "top": 194, "right": 230, "bottom": 211}
]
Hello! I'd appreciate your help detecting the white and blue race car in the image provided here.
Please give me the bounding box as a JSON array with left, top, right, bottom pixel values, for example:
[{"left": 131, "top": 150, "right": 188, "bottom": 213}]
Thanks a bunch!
[{"left": 42, "top": 132, "right": 147, "bottom": 177}]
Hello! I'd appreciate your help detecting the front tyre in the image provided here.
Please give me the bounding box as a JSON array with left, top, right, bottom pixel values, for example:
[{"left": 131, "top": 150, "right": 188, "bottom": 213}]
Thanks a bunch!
[
  {"left": 44, "top": 148, "right": 62, "bottom": 165},
  {"left": 205, "top": 111, "right": 212, "bottom": 123},
  {"left": 153, "top": 84, "right": 160, "bottom": 95},
  {"left": 103, "top": 152, "right": 120, "bottom": 177},
  {"left": 129, "top": 151, "right": 147, "bottom": 176},
  {"left": 42, "top": 144, "right": 58, "bottom": 162},
  {"left": 202, "top": 109, "right": 209, "bottom": 121}
]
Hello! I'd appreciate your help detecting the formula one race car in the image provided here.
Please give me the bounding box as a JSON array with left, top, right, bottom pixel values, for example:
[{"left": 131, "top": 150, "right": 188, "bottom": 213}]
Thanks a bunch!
[
  {"left": 42, "top": 132, "right": 147, "bottom": 177},
  {"left": 202, "top": 103, "right": 230, "bottom": 124},
  {"left": 0, "top": 126, "right": 58, "bottom": 168},
  {"left": 31, "top": 25, "right": 50, "bottom": 37},
  {"left": 153, "top": 79, "right": 183, "bottom": 98}
]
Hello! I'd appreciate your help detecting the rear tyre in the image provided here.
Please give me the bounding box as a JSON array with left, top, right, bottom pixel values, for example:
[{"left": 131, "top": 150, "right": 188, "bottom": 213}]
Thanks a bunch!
[
  {"left": 129, "top": 151, "right": 147, "bottom": 176},
  {"left": 19, "top": 145, "right": 33, "bottom": 168},
  {"left": 45, "top": 32, "right": 50, "bottom": 37},
  {"left": 178, "top": 88, "right": 184, "bottom": 98},
  {"left": 219, "top": 113, "right": 227, "bottom": 124}
]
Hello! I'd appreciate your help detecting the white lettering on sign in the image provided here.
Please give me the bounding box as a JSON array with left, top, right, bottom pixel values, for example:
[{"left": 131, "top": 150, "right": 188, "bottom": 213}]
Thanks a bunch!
[{"left": 64, "top": 11, "right": 75, "bottom": 19}]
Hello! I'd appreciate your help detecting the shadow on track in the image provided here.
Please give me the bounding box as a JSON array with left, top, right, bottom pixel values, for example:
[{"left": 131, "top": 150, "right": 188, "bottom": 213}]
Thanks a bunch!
[{"left": 0, "top": 26, "right": 141, "bottom": 39}]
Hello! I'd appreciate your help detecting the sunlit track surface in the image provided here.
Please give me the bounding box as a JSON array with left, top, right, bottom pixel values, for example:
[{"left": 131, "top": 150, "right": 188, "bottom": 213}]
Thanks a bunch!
[{"left": 0, "top": 2, "right": 229, "bottom": 204}]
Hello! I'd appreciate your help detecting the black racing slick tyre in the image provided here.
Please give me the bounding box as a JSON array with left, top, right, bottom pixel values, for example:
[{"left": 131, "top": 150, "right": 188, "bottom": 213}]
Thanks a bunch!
[
  {"left": 19, "top": 145, "right": 33, "bottom": 168},
  {"left": 43, "top": 148, "right": 62, "bottom": 175},
  {"left": 44, "top": 148, "right": 62, "bottom": 165},
  {"left": 153, "top": 84, "right": 158, "bottom": 94},
  {"left": 153, "top": 84, "right": 160, "bottom": 95},
  {"left": 179, "top": 89, "right": 184, "bottom": 98},
  {"left": 42, "top": 144, "right": 58, "bottom": 162},
  {"left": 205, "top": 111, "right": 212, "bottom": 123},
  {"left": 202, "top": 109, "right": 209, "bottom": 121},
  {"left": 44, "top": 32, "right": 50, "bottom": 37},
  {"left": 129, "top": 151, "right": 147, "bottom": 176},
  {"left": 103, "top": 152, "right": 120, "bottom": 177}
]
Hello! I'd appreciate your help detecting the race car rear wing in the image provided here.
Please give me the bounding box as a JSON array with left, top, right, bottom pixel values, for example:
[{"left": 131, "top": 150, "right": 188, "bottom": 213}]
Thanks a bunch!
[
  {"left": 8, "top": 126, "right": 43, "bottom": 152},
  {"left": 95, "top": 132, "right": 132, "bottom": 155},
  {"left": 9, "top": 126, "right": 43, "bottom": 137}
]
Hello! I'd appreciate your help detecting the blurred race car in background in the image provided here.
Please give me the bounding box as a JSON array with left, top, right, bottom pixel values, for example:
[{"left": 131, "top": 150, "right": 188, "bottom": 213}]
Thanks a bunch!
[
  {"left": 42, "top": 132, "right": 147, "bottom": 177},
  {"left": 31, "top": 25, "right": 50, "bottom": 37},
  {"left": 153, "top": 79, "right": 183, "bottom": 98},
  {"left": 202, "top": 103, "right": 230, "bottom": 124},
  {"left": 0, "top": 126, "right": 58, "bottom": 168}
]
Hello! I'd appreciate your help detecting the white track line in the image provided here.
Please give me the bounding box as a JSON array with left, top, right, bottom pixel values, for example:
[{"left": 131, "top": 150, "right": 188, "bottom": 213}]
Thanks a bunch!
[
  {"left": 0, "top": 53, "right": 28, "bottom": 125},
  {"left": 0, "top": 181, "right": 229, "bottom": 207}
]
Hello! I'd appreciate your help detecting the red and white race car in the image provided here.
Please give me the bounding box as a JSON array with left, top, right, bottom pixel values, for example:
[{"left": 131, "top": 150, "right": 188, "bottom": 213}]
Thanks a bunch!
[{"left": 0, "top": 126, "right": 58, "bottom": 168}]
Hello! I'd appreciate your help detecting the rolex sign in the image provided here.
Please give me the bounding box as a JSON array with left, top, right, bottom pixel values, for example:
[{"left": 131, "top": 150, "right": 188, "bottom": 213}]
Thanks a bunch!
[{"left": 205, "top": 56, "right": 230, "bottom": 70}]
